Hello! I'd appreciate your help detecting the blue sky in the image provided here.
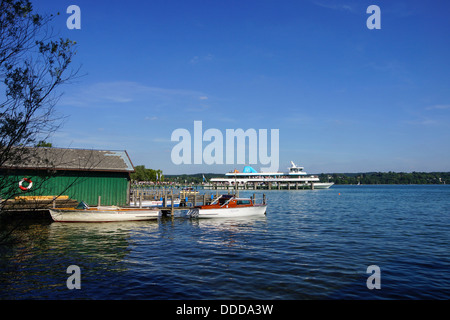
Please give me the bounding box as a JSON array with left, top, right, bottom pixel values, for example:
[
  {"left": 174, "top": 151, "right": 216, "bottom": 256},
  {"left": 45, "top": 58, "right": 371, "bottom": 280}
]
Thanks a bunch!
[{"left": 32, "top": 0, "right": 450, "bottom": 174}]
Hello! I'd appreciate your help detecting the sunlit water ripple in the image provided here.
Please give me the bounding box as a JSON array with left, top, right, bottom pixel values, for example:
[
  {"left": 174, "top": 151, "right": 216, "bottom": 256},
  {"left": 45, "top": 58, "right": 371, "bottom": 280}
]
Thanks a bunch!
[{"left": 1, "top": 185, "right": 449, "bottom": 299}]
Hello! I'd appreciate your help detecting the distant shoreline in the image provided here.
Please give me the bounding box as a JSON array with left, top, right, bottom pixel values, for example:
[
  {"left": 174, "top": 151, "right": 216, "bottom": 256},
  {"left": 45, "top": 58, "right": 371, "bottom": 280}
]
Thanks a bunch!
[
  {"left": 329, "top": 183, "right": 448, "bottom": 186},
  {"left": 160, "top": 171, "right": 449, "bottom": 185}
]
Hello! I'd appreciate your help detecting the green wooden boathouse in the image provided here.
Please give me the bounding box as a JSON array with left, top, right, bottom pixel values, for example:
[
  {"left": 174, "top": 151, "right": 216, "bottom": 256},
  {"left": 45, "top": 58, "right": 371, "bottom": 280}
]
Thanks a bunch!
[{"left": 0, "top": 147, "right": 135, "bottom": 207}]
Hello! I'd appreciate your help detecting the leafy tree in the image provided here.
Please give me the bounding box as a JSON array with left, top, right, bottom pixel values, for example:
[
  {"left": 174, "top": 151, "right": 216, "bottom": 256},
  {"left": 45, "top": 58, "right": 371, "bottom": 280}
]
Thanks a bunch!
[
  {"left": 0, "top": 0, "right": 78, "bottom": 238},
  {"left": 35, "top": 140, "right": 52, "bottom": 147},
  {"left": 0, "top": 0, "right": 78, "bottom": 169},
  {"left": 131, "top": 165, "right": 164, "bottom": 182}
]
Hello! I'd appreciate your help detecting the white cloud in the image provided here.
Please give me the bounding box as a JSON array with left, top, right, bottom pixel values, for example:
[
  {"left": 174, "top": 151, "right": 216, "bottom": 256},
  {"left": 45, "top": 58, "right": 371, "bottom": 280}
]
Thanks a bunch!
[
  {"left": 310, "top": 0, "right": 357, "bottom": 13},
  {"left": 190, "top": 56, "right": 200, "bottom": 64},
  {"left": 404, "top": 118, "right": 437, "bottom": 126},
  {"left": 186, "top": 105, "right": 210, "bottom": 112},
  {"left": 60, "top": 81, "right": 208, "bottom": 109},
  {"left": 189, "top": 54, "right": 214, "bottom": 64},
  {"left": 152, "top": 137, "right": 171, "bottom": 143},
  {"left": 426, "top": 104, "right": 450, "bottom": 110}
]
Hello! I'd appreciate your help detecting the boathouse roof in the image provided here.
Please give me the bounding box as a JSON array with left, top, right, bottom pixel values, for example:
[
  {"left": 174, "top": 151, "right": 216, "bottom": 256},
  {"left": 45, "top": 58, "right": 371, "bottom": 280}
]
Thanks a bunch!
[{"left": 1, "top": 147, "right": 135, "bottom": 173}]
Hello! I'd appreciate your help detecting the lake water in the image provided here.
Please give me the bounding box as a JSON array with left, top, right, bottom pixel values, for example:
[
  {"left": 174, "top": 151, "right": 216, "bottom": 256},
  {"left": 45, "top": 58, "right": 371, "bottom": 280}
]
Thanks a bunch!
[{"left": 0, "top": 185, "right": 449, "bottom": 300}]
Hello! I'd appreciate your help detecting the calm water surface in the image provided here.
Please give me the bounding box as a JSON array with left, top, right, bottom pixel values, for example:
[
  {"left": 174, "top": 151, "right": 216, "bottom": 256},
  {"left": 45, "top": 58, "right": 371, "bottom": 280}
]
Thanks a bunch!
[{"left": 0, "top": 185, "right": 449, "bottom": 299}]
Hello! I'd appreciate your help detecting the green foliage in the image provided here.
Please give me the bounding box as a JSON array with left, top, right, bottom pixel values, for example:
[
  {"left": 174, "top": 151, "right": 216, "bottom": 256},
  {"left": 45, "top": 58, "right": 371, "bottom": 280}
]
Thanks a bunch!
[
  {"left": 0, "top": 0, "right": 78, "bottom": 157},
  {"left": 320, "top": 172, "right": 450, "bottom": 185},
  {"left": 131, "top": 165, "right": 163, "bottom": 182},
  {"left": 164, "top": 173, "right": 221, "bottom": 184},
  {"left": 35, "top": 140, "right": 52, "bottom": 147}
]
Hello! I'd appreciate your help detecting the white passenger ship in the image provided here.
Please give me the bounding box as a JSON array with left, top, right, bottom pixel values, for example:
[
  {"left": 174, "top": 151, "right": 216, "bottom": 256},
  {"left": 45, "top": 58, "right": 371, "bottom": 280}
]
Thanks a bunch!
[{"left": 207, "top": 161, "right": 334, "bottom": 190}]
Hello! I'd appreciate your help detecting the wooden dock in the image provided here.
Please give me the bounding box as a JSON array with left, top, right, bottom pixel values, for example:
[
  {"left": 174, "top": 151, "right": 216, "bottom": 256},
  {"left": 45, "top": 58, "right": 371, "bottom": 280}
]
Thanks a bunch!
[
  {"left": 130, "top": 188, "right": 218, "bottom": 216},
  {"left": 129, "top": 188, "right": 265, "bottom": 216},
  {"left": 0, "top": 188, "right": 265, "bottom": 218},
  {"left": 1, "top": 196, "right": 79, "bottom": 211}
]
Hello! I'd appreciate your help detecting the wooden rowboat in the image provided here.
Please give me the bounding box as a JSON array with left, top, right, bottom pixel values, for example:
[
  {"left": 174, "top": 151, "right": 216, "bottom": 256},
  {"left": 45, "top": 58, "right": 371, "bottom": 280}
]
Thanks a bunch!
[{"left": 49, "top": 202, "right": 160, "bottom": 222}]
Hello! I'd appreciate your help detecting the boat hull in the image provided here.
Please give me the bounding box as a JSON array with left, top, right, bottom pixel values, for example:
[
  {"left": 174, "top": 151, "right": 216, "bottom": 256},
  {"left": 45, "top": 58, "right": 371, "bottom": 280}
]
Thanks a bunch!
[
  {"left": 49, "top": 209, "right": 160, "bottom": 222},
  {"left": 187, "top": 204, "right": 267, "bottom": 219}
]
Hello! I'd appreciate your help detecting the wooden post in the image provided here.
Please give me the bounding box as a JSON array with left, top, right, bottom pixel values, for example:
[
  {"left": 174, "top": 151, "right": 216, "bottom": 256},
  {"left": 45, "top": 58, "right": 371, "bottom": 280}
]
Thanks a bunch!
[
  {"left": 97, "top": 196, "right": 101, "bottom": 207},
  {"left": 311, "top": 182, "right": 314, "bottom": 190},
  {"left": 139, "top": 195, "right": 142, "bottom": 208},
  {"left": 263, "top": 194, "right": 266, "bottom": 205},
  {"left": 171, "top": 189, "right": 174, "bottom": 215},
  {"left": 52, "top": 197, "right": 56, "bottom": 208}
]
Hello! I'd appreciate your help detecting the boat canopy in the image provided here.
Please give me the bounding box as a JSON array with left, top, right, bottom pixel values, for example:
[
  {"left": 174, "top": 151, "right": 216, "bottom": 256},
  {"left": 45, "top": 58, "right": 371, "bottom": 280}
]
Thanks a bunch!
[{"left": 243, "top": 166, "right": 258, "bottom": 173}]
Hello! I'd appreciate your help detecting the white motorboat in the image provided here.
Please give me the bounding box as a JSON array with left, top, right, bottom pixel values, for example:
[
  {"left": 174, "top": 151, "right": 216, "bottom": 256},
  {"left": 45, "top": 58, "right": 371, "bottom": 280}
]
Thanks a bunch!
[
  {"left": 49, "top": 202, "right": 160, "bottom": 222},
  {"left": 187, "top": 194, "right": 267, "bottom": 219}
]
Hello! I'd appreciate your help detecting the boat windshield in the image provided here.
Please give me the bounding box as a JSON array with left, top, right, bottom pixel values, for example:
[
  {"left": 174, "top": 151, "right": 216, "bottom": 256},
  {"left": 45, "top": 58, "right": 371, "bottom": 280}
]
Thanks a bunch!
[
  {"left": 76, "top": 201, "right": 89, "bottom": 210},
  {"left": 237, "top": 199, "right": 251, "bottom": 205},
  {"left": 211, "top": 194, "right": 234, "bottom": 205}
]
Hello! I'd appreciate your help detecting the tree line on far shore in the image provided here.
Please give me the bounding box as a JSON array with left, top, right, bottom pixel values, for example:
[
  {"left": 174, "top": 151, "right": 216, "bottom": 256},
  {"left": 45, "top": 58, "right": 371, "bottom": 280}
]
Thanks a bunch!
[
  {"left": 320, "top": 172, "right": 449, "bottom": 185},
  {"left": 132, "top": 166, "right": 449, "bottom": 185}
]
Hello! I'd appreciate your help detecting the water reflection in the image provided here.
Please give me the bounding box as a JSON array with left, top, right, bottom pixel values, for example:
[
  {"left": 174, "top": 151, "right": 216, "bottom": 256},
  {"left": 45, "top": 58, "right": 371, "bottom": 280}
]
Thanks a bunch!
[
  {"left": 48, "top": 220, "right": 160, "bottom": 239},
  {"left": 187, "top": 215, "right": 267, "bottom": 229},
  {"left": 48, "top": 220, "right": 161, "bottom": 261},
  {"left": 158, "top": 215, "right": 267, "bottom": 245},
  {"left": 0, "top": 220, "right": 162, "bottom": 299}
]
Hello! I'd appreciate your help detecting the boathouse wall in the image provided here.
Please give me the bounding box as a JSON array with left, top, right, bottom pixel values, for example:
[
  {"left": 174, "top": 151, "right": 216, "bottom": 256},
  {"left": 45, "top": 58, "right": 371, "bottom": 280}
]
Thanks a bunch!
[
  {"left": 1, "top": 170, "right": 130, "bottom": 206},
  {"left": 0, "top": 148, "right": 134, "bottom": 207}
]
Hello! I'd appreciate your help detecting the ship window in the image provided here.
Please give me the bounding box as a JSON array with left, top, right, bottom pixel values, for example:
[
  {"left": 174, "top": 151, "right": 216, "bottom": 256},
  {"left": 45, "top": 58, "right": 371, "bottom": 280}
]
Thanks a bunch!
[{"left": 237, "top": 200, "right": 251, "bottom": 205}]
